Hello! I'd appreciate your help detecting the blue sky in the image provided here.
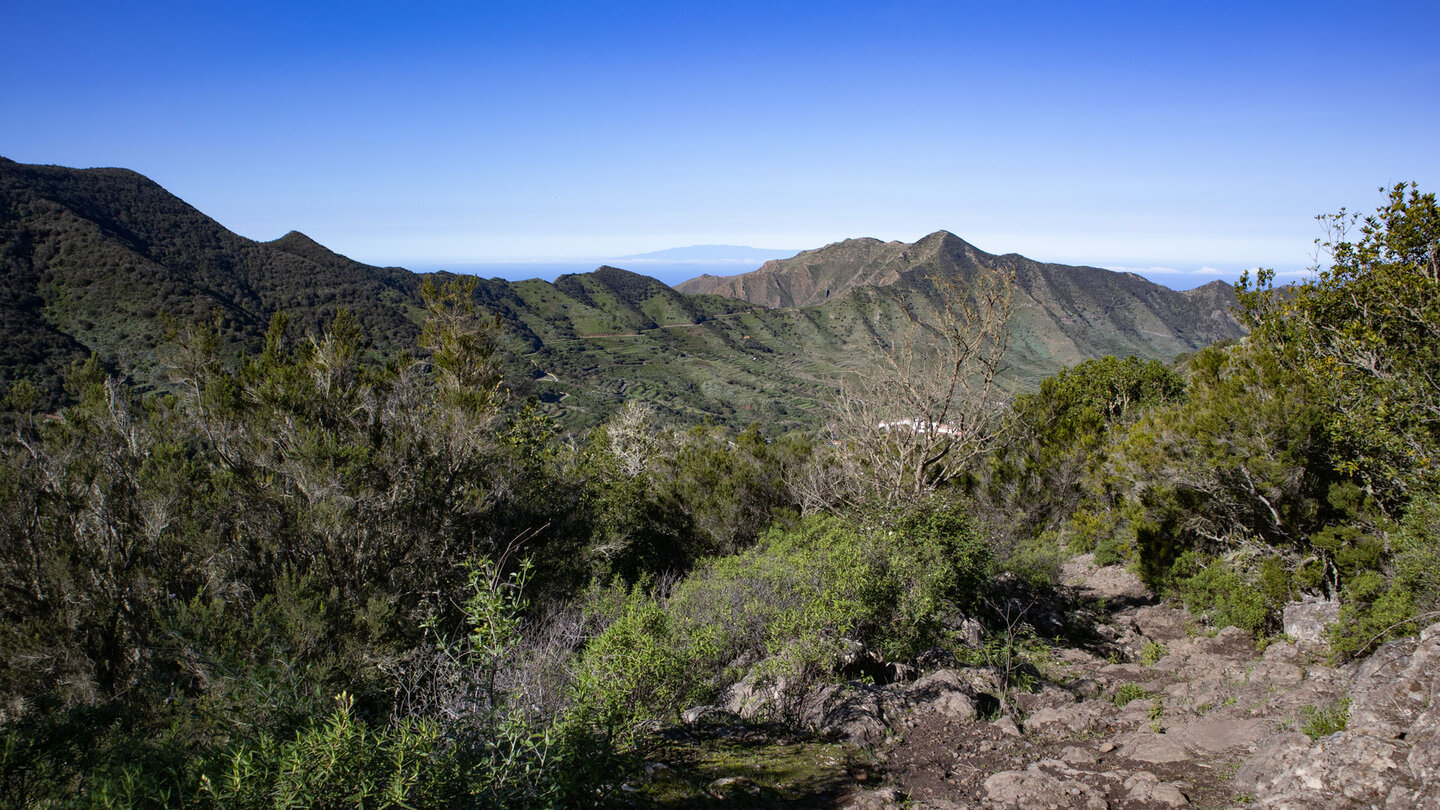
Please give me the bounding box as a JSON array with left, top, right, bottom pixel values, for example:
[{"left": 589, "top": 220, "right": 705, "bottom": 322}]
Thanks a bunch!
[{"left": 5, "top": 1, "right": 1438, "bottom": 288}]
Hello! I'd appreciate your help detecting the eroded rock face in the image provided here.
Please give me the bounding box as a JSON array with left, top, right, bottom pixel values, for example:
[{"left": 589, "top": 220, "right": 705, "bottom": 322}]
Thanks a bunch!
[{"left": 1244, "top": 622, "right": 1440, "bottom": 808}]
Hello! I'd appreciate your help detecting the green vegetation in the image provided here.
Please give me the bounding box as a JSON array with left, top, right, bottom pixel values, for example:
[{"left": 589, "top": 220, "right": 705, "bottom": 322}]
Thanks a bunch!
[
  {"left": 0, "top": 159, "right": 1242, "bottom": 433},
  {"left": 1300, "top": 698, "right": 1351, "bottom": 740},
  {"left": 1111, "top": 683, "right": 1153, "bottom": 708},
  {"left": 1140, "top": 640, "right": 1168, "bottom": 667},
  {"left": 1, "top": 163, "right": 1437, "bottom": 806}
]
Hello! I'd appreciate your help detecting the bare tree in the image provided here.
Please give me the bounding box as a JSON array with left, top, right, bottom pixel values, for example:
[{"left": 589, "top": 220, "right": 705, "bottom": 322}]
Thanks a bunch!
[{"left": 802, "top": 267, "right": 1013, "bottom": 509}]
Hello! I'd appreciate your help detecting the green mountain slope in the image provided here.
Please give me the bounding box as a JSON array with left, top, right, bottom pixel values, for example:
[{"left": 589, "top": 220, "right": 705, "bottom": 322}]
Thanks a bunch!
[
  {"left": 1, "top": 158, "right": 1245, "bottom": 431},
  {"left": 678, "top": 230, "right": 1243, "bottom": 383}
]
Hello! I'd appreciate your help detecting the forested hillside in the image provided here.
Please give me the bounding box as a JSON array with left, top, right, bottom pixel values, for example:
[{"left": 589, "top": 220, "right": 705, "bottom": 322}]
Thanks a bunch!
[{"left": 0, "top": 175, "right": 1435, "bottom": 807}]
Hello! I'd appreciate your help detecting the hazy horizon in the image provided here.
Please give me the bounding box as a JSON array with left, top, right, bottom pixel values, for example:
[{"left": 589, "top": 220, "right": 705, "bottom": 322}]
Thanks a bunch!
[{"left": 6, "top": 1, "right": 1436, "bottom": 280}]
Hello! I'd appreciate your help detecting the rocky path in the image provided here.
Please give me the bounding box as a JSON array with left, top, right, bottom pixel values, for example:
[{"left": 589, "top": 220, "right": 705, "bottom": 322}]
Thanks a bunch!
[
  {"left": 840, "top": 555, "right": 1437, "bottom": 809},
  {"left": 638, "top": 555, "right": 1440, "bottom": 808}
]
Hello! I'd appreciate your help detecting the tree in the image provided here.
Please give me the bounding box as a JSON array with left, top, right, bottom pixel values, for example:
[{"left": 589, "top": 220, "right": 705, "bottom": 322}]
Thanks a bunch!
[
  {"left": 1239, "top": 182, "right": 1440, "bottom": 507},
  {"left": 807, "top": 268, "right": 1012, "bottom": 508}
]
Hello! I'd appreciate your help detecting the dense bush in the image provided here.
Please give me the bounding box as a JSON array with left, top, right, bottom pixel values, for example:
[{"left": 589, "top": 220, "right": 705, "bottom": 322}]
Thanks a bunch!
[{"left": 569, "top": 500, "right": 992, "bottom": 728}]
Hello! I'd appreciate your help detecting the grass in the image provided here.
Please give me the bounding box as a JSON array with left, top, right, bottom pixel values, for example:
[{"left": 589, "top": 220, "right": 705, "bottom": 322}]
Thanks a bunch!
[
  {"left": 1111, "top": 683, "right": 1153, "bottom": 708},
  {"left": 1300, "top": 698, "right": 1350, "bottom": 740}
]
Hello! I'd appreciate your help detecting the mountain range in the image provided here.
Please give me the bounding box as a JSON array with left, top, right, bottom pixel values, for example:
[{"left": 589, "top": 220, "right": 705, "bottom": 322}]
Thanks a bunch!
[{"left": 0, "top": 157, "right": 1245, "bottom": 431}]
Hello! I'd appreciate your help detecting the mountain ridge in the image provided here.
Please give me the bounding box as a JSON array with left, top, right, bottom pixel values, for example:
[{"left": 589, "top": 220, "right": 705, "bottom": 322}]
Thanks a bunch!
[{"left": 0, "top": 157, "right": 1245, "bottom": 430}]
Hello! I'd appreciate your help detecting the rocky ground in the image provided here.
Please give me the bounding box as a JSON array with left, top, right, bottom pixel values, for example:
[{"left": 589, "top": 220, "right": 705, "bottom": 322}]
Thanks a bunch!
[{"left": 628, "top": 555, "right": 1440, "bottom": 809}]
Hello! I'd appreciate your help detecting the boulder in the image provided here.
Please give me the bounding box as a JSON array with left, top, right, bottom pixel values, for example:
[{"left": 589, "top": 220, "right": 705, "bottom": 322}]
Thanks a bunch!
[
  {"left": 982, "top": 766, "right": 1108, "bottom": 810},
  {"left": 1281, "top": 597, "right": 1340, "bottom": 645},
  {"left": 801, "top": 683, "right": 892, "bottom": 746},
  {"left": 905, "top": 669, "right": 979, "bottom": 721},
  {"left": 1122, "top": 770, "right": 1190, "bottom": 807}
]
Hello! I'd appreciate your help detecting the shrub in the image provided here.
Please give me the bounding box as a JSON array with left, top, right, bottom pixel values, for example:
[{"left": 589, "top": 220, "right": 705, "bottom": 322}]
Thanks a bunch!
[
  {"left": 1093, "top": 534, "right": 1128, "bottom": 567},
  {"left": 1394, "top": 493, "right": 1440, "bottom": 615},
  {"left": 1175, "top": 555, "right": 1272, "bottom": 634},
  {"left": 569, "top": 589, "right": 721, "bottom": 741},
  {"left": 571, "top": 502, "right": 994, "bottom": 727},
  {"left": 1328, "top": 571, "right": 1420, "bottom": 660},
  {"left": 1140, "top": 640, "right": 1168, "bottom": 666},
  {"left": 200, "top": 693, "right": 457, "bottom": 810},
  {"left": 1111, "top": 683, "right": 1152, "bottom": 707},
  {"left": 1301, "top": 698, "right": 1351, "bottom": 740}
]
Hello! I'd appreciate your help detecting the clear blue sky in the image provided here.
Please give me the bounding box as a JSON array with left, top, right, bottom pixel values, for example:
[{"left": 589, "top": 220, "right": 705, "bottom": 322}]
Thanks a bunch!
[{"left": 6, "top": 1, "right": 1438, "bottom": 287}]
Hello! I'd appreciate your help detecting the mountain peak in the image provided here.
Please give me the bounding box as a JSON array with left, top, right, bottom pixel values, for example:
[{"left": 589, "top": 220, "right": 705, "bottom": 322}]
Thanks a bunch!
[
  {"left": 265, "top": 230, "right": 358, "bottom": 266},
  {"left": 269, "top": 230, "right": 322, "bottom": 248}
]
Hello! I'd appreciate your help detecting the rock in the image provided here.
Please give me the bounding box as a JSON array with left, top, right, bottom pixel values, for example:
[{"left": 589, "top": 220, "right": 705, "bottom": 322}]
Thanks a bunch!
[
  {"left": 914, "top": 647, "right": 959, "bottom": 670},
  {"left": 642, "top": 761, "right": 673, "bottom": 779},
  {"left": 719, "top": 670, "right": 772, "bottom": 719},
  {"left": 1349, "top": 635, "right": 1427, "bottom": 738},
  {"left": 1233, "top": 732, "right": 1311, "bottom": 796},
  {"left": 842, "top": 786, "right": 905, "bottom": 809},
  {"left": 838, "top": 638, "right": 891, "bottom": 683},
  {"left": 886, "top": 662, "right": 918, "bottom": 683},
  {"left": 1123, "top": 770, "right": 1190, "bottom": 807},
  {"left": 1130, "top": 605, "right": 1189, "bottom": 641},
  {"left": 1023, "top": 705, "right": 1075, "bottom": 733},
  {"left": 1244, "top": 623, "right": 1440, "bottom": 807},
  {"left": 1259, "top": 731, "right": 1415, "bottom": 806},
  {"left": 957, "top": 617, "right": 984, "bottom": 648},
  {"left": 1171, "top": 716, "right": 1272, "bottom": 754},
  {"left": 1059, "top": 745, "right": 1098, "bottom": 766},
  {"left": 802, "top": 683, "right": 891, "bottom": 746},
  {"left": 1115, "top": 731, "right": 1190, "bottom": 763},
  {"left": 983, "top": 768, "right": 1108, "bottom": 810},
  {"left": 1251, "top": 660, "right": 1305, "bottom": 687},
  {"left": 707, "top": 775, "right": 762, "bottom": 799},
  {"left": 1282, "top": 597, "right": 1340, "bottom": 644},
  {"left": 906, "top": 669, "right": 979, "bottom": 720},
  {"left": 681, "top": 704, "right": 739, "bottom": 725},
  {"left": 992, "top": 715, "right": 1022, "bottom": 737},
  {"left": 1067, "top": 678, "right": 1103, "bottom": 700}
]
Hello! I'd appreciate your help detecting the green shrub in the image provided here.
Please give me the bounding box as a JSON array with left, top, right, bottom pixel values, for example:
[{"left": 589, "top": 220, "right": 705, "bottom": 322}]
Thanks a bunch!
[
  {"left": 201, "top": 693, "right": 457, "bottom": 810},
  {"left": 570, "top": 590, "right": 721, "bottom": 740},
  {"left": 1111, "top": 683, "right": 1152, "bottom": 707},
  {"left": 1003, "top": 531, "right": 1065, "bottom": 588},
  {"left": 1328, "top": 571, "right": 1420, "bottom": 660},
  {"left": 1093, "top": 534, "right": 1128, "bottom": 567},
  {"left": 1394, "top": 493, "right": 1440, "bottom": 614},
  {"left": 1065, "top": 508, "right": 1117, "bottom": 554},
  {"left": 1301, "top": 698, "right": 1351, "bottom": 740},
  {"left": 1176, "top": 556, "right": 1272, "bottom": 634},
  {"left": 1140, "top": 640, "right": 1168, "bottom": 666},
  {"left": 572, "top": 502, "right": 993, "bottom": 727}
]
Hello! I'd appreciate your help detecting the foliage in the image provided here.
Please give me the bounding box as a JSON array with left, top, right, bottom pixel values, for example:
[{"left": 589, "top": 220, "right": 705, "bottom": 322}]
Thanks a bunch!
[
  {"left": 569, "top": 589, "right": 721, "bottom": 742},
  {"left": 1110, "top": 683, "right": 1152, "bottom": 708},
  {"left": 1140, "top": 640, "right": 1168, "bottom": 667},
  {"left": 1170, "top": 553, "right": 1277, "bottom": 635},
  {"left": 978, "top": 355, "right": 1186, "bottom": 559},
  {"left": 1300, "top": 698, "right": 1351, "bottom": 740},
  {"left": 1239, "top": 182, "right": 1440, "bottom": 506},
  {"left": 200, "top": 693, "right": 455, "bottom": 810},
  {"left": 569, "top": 500, "right": 993, "bottom": 726}
]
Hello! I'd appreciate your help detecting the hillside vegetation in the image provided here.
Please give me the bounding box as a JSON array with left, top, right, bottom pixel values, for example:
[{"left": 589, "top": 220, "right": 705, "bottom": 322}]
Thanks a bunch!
[
  {"left": 0, "top": 169, "right": 1435, "bottom": 807},
  {"left": 1, "top": 158, "right": 1243, "bottom": 433}
]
